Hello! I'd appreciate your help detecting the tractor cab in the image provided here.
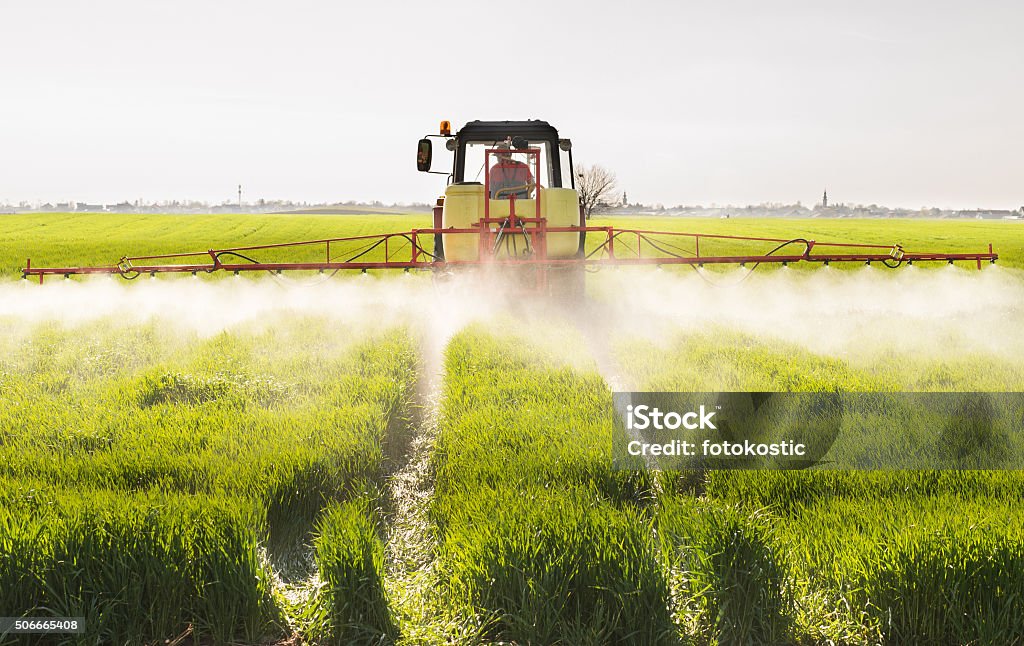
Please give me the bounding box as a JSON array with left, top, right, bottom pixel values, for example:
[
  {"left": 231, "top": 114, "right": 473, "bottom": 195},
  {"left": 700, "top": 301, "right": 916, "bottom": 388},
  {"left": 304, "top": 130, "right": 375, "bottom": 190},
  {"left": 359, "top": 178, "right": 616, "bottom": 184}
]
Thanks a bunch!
[
  {"left": 417, "top": 120, "right": 584, "bottom": 263},
  {"left": 417, "top": 119, "right": 576, "bottom": 191}
]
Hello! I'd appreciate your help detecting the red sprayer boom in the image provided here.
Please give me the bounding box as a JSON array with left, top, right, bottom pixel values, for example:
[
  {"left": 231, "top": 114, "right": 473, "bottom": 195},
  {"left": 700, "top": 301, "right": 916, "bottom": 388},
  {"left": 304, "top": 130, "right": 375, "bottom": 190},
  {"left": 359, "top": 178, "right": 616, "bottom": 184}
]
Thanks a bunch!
[{"left": 21, "top": 226, "right": 998, "bottom": 285}]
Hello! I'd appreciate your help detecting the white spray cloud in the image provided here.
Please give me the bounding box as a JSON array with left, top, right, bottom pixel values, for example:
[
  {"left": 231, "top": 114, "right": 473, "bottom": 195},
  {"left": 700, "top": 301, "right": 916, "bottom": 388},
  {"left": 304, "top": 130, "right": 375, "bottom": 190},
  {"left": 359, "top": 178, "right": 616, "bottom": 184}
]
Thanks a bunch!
[
  {"left": 0, "top": 272, "right": 520, "bottom": 388},
  {"left": 2, "top": 266, "right": 1022, "bottom": 379},
  {"left": 589, "top": 265, "right": 1024, "bottom": 363}
]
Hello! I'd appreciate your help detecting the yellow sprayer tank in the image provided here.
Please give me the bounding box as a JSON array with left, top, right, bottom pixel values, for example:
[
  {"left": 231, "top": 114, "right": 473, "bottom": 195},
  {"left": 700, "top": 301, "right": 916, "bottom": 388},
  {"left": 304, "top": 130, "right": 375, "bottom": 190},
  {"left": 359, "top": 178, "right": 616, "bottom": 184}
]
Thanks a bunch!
[{"left": 442, "top": 185, "right": 580, "bottom": 262}]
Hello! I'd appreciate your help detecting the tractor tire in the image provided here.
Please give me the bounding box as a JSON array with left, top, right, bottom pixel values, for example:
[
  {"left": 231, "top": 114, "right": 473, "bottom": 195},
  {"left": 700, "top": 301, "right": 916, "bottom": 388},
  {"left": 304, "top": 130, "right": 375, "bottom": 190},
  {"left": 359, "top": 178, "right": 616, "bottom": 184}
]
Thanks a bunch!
[
  {"left": 433, "top": 232, "right": 444, "bottom": 261},
  {"left": 578, "top": 206, "right": 587, "bottom": 257}
]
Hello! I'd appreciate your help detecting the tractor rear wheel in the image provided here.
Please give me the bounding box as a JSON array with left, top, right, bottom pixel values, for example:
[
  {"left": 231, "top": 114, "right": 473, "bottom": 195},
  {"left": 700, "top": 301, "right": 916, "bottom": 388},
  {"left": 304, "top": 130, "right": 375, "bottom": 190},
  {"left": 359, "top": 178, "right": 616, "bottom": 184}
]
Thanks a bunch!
[{"left": 433, "top": 232, "right": 444, "bottom": 261}]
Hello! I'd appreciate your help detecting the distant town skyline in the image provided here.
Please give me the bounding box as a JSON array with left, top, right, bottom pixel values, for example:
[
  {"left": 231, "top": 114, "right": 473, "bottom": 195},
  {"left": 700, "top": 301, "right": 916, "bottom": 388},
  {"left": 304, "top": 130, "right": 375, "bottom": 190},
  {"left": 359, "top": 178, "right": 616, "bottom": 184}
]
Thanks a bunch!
[
  {"left": 6, "top": 196, "right": 1021, "bottom": 222},
  {"left": 1, "top": 0, "right": 1021, "bottom": 210},
  {"left": 3, "top": 189, "right": 1022, "bottom": 215}
]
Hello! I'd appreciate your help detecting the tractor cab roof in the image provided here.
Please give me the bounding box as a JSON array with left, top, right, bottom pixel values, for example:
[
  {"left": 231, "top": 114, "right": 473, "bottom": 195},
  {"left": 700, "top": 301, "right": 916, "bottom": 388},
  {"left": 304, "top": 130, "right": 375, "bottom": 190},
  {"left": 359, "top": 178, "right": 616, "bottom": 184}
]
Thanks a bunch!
[{"left": 456, "top": 120, "right": 560, "bottom": 142}]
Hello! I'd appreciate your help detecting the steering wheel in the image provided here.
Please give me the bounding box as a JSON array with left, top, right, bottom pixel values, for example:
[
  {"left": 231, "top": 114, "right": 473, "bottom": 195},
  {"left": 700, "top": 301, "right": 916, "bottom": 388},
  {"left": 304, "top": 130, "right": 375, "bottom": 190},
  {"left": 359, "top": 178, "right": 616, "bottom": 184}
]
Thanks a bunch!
[{"left": 494, "top": 182, "right": 536, "bottom": 199}]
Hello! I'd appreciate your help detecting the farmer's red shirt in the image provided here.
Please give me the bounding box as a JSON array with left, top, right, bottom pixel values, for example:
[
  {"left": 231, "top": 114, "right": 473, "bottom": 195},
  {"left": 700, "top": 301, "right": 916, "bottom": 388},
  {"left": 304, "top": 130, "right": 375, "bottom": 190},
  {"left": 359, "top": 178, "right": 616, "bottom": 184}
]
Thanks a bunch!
[{"left": 489, "top": 159, "right": 534, "bottom": 199}]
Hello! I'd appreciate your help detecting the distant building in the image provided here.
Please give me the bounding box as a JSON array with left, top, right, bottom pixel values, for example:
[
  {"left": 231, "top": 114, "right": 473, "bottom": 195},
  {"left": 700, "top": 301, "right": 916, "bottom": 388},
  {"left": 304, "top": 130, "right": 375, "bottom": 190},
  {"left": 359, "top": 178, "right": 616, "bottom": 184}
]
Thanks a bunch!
[
  {"left": 108, "top": 201, "right": 135, "bottom": 213},
  {"left": 958, "top": 209, "right": 1016, "bottom": 219},
  {"left": 822, "top": 189, "right": 828, "bottom": 208}
]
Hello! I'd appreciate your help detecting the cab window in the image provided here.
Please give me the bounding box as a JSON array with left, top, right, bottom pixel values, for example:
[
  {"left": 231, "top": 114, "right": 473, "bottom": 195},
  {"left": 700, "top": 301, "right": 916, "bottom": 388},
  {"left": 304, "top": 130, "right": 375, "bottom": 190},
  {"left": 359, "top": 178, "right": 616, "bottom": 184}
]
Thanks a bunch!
[{"left": 462, "top": 140, "right": 552, "bottom": 186}]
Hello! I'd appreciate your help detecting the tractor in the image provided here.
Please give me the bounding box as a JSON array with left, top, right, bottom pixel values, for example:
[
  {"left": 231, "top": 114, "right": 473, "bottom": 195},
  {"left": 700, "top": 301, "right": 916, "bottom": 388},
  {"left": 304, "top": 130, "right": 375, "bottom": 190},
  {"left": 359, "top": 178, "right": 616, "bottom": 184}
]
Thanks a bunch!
[{"left": 22, "top": 118, "right": 998, "bottom": 284}]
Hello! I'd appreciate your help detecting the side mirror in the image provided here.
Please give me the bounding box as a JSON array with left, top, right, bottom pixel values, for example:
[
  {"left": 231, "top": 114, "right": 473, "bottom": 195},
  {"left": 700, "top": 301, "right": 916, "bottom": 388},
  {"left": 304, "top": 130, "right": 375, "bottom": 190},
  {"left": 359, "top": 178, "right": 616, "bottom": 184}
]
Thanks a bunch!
[
  {"left": 416, "top": 139, "right": 432, "bottom": 172},
  {"left": 511, "top": 136, "right": 528, "bottom": 150}
]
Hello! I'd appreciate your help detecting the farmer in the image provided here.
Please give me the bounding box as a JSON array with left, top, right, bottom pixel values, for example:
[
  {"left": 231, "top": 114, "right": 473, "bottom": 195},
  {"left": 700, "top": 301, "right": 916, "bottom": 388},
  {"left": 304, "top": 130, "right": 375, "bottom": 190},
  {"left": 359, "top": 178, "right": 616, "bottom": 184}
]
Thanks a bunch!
[{"left": 489, "top": 140, "right": 534, "bottom": 199}]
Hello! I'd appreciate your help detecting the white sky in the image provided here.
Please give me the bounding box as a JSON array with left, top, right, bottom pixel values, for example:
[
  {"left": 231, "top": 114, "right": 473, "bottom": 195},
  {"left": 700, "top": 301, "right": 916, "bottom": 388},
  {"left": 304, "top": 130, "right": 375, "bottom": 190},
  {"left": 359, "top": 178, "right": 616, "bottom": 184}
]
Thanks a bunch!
[{"left": 0, "top": 0, "right": 1021, "bottom": 209}]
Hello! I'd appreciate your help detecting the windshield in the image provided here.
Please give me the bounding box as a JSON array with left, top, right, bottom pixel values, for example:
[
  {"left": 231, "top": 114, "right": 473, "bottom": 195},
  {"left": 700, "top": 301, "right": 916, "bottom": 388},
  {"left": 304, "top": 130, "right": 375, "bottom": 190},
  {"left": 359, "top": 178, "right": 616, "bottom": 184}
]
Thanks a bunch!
[{"left": 461, "top": 140, "right": 552, "bottom": 186}]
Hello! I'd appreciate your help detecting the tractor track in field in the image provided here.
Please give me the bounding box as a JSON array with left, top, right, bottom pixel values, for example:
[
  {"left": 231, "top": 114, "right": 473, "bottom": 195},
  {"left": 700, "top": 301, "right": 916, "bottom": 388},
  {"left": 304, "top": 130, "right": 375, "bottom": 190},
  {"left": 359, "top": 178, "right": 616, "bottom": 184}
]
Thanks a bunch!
[
  {"left": 380, "top": 338, "right": 451, "bottom": 642},
  {"left": 384, "top": 373, "right": 440, "bottom": 579}
]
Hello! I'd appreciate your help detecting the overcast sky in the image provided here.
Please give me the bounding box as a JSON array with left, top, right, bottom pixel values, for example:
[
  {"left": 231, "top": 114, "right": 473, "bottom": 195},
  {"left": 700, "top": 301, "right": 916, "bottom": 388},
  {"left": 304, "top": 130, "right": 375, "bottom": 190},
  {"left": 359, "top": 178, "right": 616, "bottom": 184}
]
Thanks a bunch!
[{"left": 1, "top": 0, "right": 1021, "bottom": 209}]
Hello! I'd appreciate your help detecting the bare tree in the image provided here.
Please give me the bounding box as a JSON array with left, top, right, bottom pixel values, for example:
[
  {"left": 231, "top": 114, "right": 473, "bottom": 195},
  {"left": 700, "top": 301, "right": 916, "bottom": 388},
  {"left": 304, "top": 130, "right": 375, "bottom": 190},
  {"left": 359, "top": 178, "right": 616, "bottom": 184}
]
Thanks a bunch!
[{"left": 576, "top": 164, "right": 617, "bottom": 220}]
